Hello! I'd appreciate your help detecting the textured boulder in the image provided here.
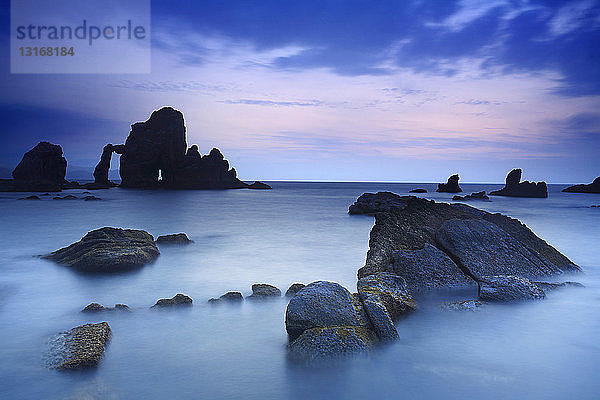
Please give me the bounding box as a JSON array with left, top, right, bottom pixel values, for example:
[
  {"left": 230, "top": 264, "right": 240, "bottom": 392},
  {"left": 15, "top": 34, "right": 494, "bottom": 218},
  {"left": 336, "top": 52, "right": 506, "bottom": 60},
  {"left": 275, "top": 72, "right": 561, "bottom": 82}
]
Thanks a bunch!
[
  {"left": 82, "top": 303, "right": 131, "bottom": 313},
  {"left": 441, "top": 300, "right": 486, "bottom": 312},
  {"left": 46, "top": 322, "right": 111, "bottom": 370},
  {"left": 348, "top": 192, "right": 410, "bottom": 215},
  {"left": 156, "top": 233, "right": 193, "bottom": 245},
  {"left": 356, "top": 195, "right": 580, "bottom": 292},
  {"left": 436, "top": 174, "right": 462, "bottom": 193},
  {"left": 1, "top": 142, "right": 68, "bottom": 192},
  {"left": 285, "top": 281, "right": 369, "bottom": 341},
  {"left": 152, "top": 293, "right": 193, "bottom": 308},
  {"left": 409, "top": 188, "right": 427, "bottom": 193},
  {"left": 563, "top": 177, "right": 600, "bottom": 193},
  {"left": 220, "top": 291, "right": 243, "bottom": 301},
  {"left": 288, "top": 326, "right": 377, "bottom": 366},
  {"left": 478, "top": 275, "right": 546, "bottom": 301},
  {"left": 285, "top": 283, "right": 306, "bottom": 297},
  {"left": 248, "top": 283, "right": 281, "bottom": 299},
  {"left": 453, "top": 191, "right": 489, "bottom": 201},
  {"left": 489, "top": 169, "right": 547, "bottom": 198},
  {"left": 43, "top": 227, "right": 160, "bottom": 273}
]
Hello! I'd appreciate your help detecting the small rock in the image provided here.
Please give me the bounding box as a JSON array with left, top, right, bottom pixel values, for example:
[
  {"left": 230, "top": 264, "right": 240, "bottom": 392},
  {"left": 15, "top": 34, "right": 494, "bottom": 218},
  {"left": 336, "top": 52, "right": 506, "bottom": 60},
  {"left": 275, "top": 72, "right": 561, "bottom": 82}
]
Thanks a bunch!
[
  {"left": 285, "top": 283, "right": 306, "bottom": 297},
  {"left": 220, "top": 291, "right": 243, "bottom": 301},
  {"left": 478, "top": 275, "right": 546, "bottom": 302},
  {"left": 156, "top": 233, "right": 193, "bottom": 245},
  {"left": 19, "top": 195, "right": 41, "bottom": 200},
  {"left": 436, "top": 174, "right": 462, "bottom": 193},
  {"left": 82, "top": 303, "right": 131, "bottom": 313},
  {"left": 53, "top": 194, "right": 78, "bottom": 200},
  {"left": 208, "top": 298, "right": 221, "bottom": 304},
  {"left": 152, "top": 293, "right": 193, "bottom": 308},
  {"left": 409, "top": 188, "right": 427, "bottom": 193},
  {"left": 452, "top": 191, "right": 490, "bottom": 201},
  {"left": 441, "top": 300, "right": 486, "bottom": 312},
  {"left": 248, "top": 283, "right": 281, "bottom": 299},
  {"left": 83, "top": 195, "right": 102, "bottom": 201},
  {"left": 46, "top": 322, "right": 111, "bottom": 370},
  {"left": 82, "top": 191, "right": 91, "bottom": 194},
  {"left": 591, "top": 205, "right": 599, "bottom": 208}
]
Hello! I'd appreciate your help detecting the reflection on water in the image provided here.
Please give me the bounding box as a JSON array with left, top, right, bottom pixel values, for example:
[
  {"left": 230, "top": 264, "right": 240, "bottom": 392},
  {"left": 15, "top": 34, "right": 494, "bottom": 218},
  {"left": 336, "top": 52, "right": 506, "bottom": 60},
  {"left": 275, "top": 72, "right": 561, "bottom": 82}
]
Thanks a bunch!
[{"left": 0, "top": 182, "right": 599, "bottom": 399}]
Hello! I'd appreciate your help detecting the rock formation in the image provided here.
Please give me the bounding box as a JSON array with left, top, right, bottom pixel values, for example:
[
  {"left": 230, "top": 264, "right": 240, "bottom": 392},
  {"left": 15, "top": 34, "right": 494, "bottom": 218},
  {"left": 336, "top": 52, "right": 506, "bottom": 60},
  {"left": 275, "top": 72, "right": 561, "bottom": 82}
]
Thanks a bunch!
[
  {"left": 152, "top": 293, "right": 193, "bottom": 308},
  {"left": 285, "top": 283, "right": 306, "bottom": 297},
  {"left": 436, "top": 174, "right": 462, "bottom": 193},
  {"left": 0, "top": 142, "right": 68, "bottom": 192},
  {"left": 91, "top": 144, "right": 124, "bottom": 188},
  {"left": 156, "top": 233, "right": 193, "bottom": 244},
  {"left": 46, "top": 322, "right": 111, "bottom": 370},
  {"left": 247, "top": 283, "right": 281, "bottom": 299},
  {"left": 563, "top": 177, "right": 600, "bottom": 193},
  {"left": 82, "top": 303, "right": 131, "bottom": 313},
  {"left": 43, "top": 227, "right": 160, "bottom": 273},
  {"left": 452, "top": 191, "right": 489, "bottom": 201},
  {"left": 409, "top": 188, "right": 427, "bottom": 193},
  {"left": 489, "top": 169, "right": 547, "bottom": 198},
  {"left": 348, "top": 192, "right": 410, "bottom": 215},
  {"left": 357, "top": 194, "right": 580, "bottom": 294}
]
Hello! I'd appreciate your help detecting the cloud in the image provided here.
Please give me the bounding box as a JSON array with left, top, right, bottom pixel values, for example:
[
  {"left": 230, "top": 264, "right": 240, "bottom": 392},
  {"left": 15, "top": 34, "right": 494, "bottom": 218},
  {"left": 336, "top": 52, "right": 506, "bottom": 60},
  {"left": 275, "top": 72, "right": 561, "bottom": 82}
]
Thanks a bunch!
[{"left": 218, "top": 99, "right": 324, "bottom": 107}]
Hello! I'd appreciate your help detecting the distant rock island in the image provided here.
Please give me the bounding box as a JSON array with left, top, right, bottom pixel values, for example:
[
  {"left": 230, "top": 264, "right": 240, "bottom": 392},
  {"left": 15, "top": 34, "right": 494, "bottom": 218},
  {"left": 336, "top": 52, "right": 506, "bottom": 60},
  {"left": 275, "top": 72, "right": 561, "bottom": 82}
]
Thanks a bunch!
[
  {"left": 563, "top": 177, "right": 600, "bottom": 194},
  {"left": 436, "top": 174, "right": 462, "bottom": 193},
  {"left": 0, "top": 107, "right": 270, "bottom": 192},
  {"left": 489, "top": 169, "right": 547, "bottom": 198}
]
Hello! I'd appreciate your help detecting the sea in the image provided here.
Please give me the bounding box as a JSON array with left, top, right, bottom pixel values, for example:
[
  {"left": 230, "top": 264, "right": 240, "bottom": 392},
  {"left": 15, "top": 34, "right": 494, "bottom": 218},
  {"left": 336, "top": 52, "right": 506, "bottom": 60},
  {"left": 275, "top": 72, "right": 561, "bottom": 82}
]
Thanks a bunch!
[{"left": 0, "top": 182, "right": 598, "bottom": 400}]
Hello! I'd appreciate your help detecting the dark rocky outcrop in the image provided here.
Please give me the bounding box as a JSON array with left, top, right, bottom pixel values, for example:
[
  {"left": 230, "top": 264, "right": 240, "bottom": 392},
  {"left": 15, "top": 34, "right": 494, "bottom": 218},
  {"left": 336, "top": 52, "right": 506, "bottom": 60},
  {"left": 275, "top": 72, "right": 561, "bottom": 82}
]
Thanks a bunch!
[
  {"left": 248, "top": 283, "right": 281, "bottom": 299},
  {"left": 287, "top": 326, "right": 377, "bottom": 366},
  {"left": 348, "top": 192, "right": 411, "bottom": 215},
  {"left": 436, "top": 174, "right": 462, "bottom": 193},
  {"left": 478, "top": 275, "right": 546, "bottom": 301},
  {"left": 489, "top": 169, "right": 547, "bottom": 198},
  {"left": 82, "top": 303, "right": 131, "bottom": 313},
  {"left": 409, "top": 188, "right": 427, "bottom": 193},
  {"left": 247, "top": 181, "right": 272, "bottom": 189},
  {"left": 83, "top": 195, "right": 102, "bottom": 201},
  {"left": 20, "top": 195, "right": 41, "bottom": 200},
  {"left": 0, "top": 142, "right": 68, "bottom": 192},
  {"left": 43, "top": 227, "right": 160, "bottom": 273},
  {"left": 91, "top": 144, "right": 124, "bottom": 188},
  {"left": 46, "top": 322, "right": 111, "bottom": 370},
  {"left": 220, "top": 291, "right": 243, "bottom": 302},
  {"left": 116, "top": 107, "right": 270, "bottom": 190},
  {"left": 563, "top": 177, "right": 600, "bottom": 193},
  {"left": 285, "top": 283, "right": 306, "bottom": 297},
  {"left": 53, "top": 195, "right": 78, "bottom": 200},
  {"left": 152, "top": 293, "right": 193, "bottom": 308},
  {"left": 156, "top": 233, "right": 193, "bottom": 245},
  {"left": 453, "top": 191, "right": 489, "bottom": 201},
  {"left": 356, "top": 195, "right": 580, "bottom": 293}
]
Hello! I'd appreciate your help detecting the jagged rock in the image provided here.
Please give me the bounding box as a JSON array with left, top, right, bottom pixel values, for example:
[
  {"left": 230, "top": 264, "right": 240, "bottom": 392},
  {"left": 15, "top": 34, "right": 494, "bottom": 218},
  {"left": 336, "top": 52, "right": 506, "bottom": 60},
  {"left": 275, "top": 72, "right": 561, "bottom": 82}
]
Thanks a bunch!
[
  {"left": 441, "top": 300, "right": 486, "bottom": 312},
  {"left": 285, "top": 283, "right": 306, "bottom": 297},
  {"left": 81, "top": 303, "right": 131, "bottom": 313},
  {"left": 563, "top": 177, "right": 600, "bottom": 193},
  {"left": 390, "top": 244, "right": 475, "bottom": 293},
  {"left": 348, "top": 192, "right": 411, "bottom": 215},
  {"left": 220, "top": 291, "right": 243, "bottom": 301},
  {"left": 46, "top": 322, "right": 111, "bottom": 370},
  {"left": 489, "top": 169, "right": 547, "bottom": 198},
  {"left": 478, "top": 275, "right": 546, "bottom": 301},
  {"left": 436, "top": 174, "right": 462, "bottom": 193},
  {"left": 533, "top": 281, "right": 584, "bottom": 291},
  {"left": 53, "top": 195, "right": 78, "bottom": 200},
  {"left": 83, "top": 195, "right": 101, "bottom": 201},
  {"left": 288, "top": 326, "right": 378, "bottom": 366},
  {"left": 92, "top": 144, "right": 124, "bottom": 188},
  {"left": 285, "top": 281, "right": 370, "bottom": 342},
  {"left": 453, "top": 191, "right": 489, "bottom": 201},
  {"left": 356, "top": 195, "right": 580, "bottom": 292},
  {"left": 152, "top": 293, "right": 193, "bottom": 308},
  {"left": 117, "top": 107, "right": 269, "bottom": 190},
  {"left": 248, "top": 283, "right": 281, "bottom": 299},
  {"left": 409, "top": 188, "right": 427, "bottom": 193},
  {"left": 155, "top": 233, "right": 193, "bottom": 245},
  {"left": 43, "top": 227, "right": 160, "bottom": 273}
]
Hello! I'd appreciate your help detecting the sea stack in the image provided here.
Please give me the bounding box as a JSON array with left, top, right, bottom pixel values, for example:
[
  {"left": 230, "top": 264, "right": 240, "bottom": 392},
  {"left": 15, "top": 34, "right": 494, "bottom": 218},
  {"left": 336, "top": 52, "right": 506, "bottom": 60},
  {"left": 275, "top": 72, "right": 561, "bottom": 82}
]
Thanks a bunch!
[
  {"left": 436, "top": 174, "right": 462, "bottom": 193},
  {"left": 563, "top": 177, "right": 600, "bottom": 194},
  {"left": 489, "top": 169, "right": 547, "bottom": 198}
]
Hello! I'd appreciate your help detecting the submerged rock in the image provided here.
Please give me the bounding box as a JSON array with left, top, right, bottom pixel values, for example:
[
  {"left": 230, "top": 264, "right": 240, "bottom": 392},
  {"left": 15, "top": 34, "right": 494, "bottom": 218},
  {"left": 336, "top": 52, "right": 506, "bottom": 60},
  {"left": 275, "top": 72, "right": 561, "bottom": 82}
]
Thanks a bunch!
[
  {"left": 220, "top": 291, "right": 243, "bottom": 301},
  {"left": 53, "top": 195, "right": 78, "bottom": 200},
  {"left": 563, "top": 177, "right": 600, "bottom": 193},
  {"left": 288, "top": 326, "right": 378, "bottom": 366},
  {"left": 82, "top": 303, "right": 131, "bottom": 313},
  {"left": 83, "top": 195, "right": 102, "bottom": 201},
  {"left": 478, "top": 275, "right": 546, "bottom": 302},
  {"left": 436, "top": 174, "right": 462, "bottom": 193},
  {"left": 285, "top": 281, "right": 369, "bottom": 342},
  {"left": 533, "top": 281, "right": 584, "bottom": 291},
  {"left": 489, "top": 169, "right": 547, "bottom": 198},
  {"left": 441, "top": 300, "right": 486, "bottom": 312},
  {"left": 285, "top": 283, "right": 306, "bottom": 297},
  {"left": 348, "top": 192, "right": 411, "bottom": 215},
  {"left": 21, "top": 195, "right": 41, "bottom": 200},
  {"left": 156, "top": 233, "right": 193, "bottom": 245},
  {"left": 409, "top": 188, "right": 427, "bottom": 193},
  {"left": 46, "top": 322, "right": 111, "bottom": 370},
  {"left": 452, "top": 191, "right": 489, "bottom": 201},
  {"left": 248, "top": 283, "right": 281, "bottom": 299},
  {"left": 43, "top": 227, "right": 160, "bottom": 273},
  {"left": 152, "top": 293, "right": 193, "bottom": 308}
]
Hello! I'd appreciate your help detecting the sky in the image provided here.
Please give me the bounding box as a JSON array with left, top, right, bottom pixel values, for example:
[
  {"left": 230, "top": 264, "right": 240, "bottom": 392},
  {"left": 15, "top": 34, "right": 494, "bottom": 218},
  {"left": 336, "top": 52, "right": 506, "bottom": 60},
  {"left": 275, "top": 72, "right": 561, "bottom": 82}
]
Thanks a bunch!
[{"left": 0, "top": 0, "right": 599, "bottom": 183}]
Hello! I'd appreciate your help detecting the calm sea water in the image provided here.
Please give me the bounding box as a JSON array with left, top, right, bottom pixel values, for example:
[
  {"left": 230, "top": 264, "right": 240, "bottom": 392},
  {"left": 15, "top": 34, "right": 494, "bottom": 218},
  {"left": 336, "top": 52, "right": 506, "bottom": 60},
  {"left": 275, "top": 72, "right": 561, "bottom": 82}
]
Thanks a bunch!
[{"left": 1, "top": 182, "right": 599, "bottom": 400}]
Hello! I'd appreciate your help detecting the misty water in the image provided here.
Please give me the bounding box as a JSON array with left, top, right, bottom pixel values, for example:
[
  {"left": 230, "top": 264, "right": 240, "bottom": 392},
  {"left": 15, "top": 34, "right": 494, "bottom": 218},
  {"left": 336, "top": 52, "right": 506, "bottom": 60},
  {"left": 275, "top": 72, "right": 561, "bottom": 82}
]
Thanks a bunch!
[{"left": 1, "top": 182, "right": 599, "bottom": 399}]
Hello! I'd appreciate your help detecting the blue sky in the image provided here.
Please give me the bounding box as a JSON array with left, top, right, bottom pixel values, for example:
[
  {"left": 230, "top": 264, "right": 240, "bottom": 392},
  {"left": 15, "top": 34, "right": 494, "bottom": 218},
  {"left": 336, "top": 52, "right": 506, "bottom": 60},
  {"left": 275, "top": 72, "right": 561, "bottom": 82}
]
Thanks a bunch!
[{"left": 1, "top": 0, "right": 599, "bottom": 182}]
